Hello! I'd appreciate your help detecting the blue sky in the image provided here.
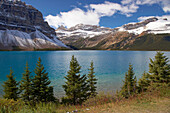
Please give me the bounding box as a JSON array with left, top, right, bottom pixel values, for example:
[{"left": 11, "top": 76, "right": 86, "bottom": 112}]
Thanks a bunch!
[{"left": 22, "top": 0, "right": 170, "bottom": 29}]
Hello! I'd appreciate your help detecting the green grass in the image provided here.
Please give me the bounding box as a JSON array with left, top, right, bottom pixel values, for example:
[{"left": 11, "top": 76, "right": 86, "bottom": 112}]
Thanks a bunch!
[{"left": 0, "top": 85, "right": 169, "bottom": 113}]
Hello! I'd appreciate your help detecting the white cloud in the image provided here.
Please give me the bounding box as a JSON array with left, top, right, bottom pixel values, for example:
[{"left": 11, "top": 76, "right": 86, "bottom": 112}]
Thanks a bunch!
[
  {"left": 45, "top": 1, "right": 139, "bottom": 28},
  {"left": 89, "top": 1, "right": 138, "bottom": 17},
  {"left": 89, "top": 1, "right": 121, "bottom": 16},
  {"left": 121, "top": 0, "right": 134, "bottom": 5},
  {"left": 122, "top": 0, "right": 170, "bottom": 12},
  {"left": 45, "top": 8, "right": 100, "bottom": 28},
  {"left": 45, "top": 0, "right": 170, "bottom": 28},
  {"left": 121, "top": 3, "right": 139, "bottom": 16},
  {"left": 136, "top": 0, "right": 159, "bottom": 5},
  {"left": 160, "top": 0, "right": 170, "bottom": 12}
]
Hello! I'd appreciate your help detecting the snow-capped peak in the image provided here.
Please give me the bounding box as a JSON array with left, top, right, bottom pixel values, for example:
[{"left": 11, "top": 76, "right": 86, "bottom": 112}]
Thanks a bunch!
[
  {"left": 56, "top": 16, "right": 170, "bottom": 40},
  {"left": 56, "top": 24, "right": 112, "bottom": 38},
  {"left": 119, "top": 16, "right": 170, "bottom": 34}
]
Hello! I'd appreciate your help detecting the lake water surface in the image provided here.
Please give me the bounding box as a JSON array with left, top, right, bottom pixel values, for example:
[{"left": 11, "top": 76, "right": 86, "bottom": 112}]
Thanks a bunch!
[{"left": 0, "top": 51, "right": 170, "bottom": 97}]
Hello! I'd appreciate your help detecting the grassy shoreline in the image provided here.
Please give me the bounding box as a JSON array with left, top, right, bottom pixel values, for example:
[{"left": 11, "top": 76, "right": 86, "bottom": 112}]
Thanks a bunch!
[{"left": 0, "top": 85, "right": 169, "bottom": 113}]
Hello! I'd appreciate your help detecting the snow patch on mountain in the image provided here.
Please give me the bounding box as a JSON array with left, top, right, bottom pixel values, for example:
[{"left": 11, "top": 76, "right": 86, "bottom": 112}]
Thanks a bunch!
[
  {"left": 56, "top": 24, "right": 112, "bottom": 38},
  {"left": 119, "top": 15, "right": 170, "bottom": 34},
  {"left": 0, "top": 30, "right": 68, "bottom": 50},
  {"left": 56, "top": 29, "right": 110, "bottom": 38}
]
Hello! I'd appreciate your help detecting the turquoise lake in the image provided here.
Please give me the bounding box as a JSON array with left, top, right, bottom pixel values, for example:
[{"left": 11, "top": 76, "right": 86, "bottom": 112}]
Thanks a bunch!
[{"left": 0, "top": 51, "right": 170, "bottom": 98}]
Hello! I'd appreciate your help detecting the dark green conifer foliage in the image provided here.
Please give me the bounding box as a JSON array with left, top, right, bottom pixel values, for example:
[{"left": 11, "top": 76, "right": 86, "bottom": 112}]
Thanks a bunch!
[
  {"left": 149, "top": 52, "right": 170, "bottom": 84},
  {"left": 138, "top": 72, "right": 150, "bottom": 92},
  {"left": 120, "top": 73, "right": 128, "bottom": 97},
  {"left": 62, "top": 55, "right": 89, "bottom": 105},
  {"left": 120, "top": 64, "right": 137, "bottom": 98},
  {"left": 87, "top": 61, "right": 97, "bottom": 97},
  {"left": 31, "top": 57, "right": 55, "bottom": 102},
  {"left": 3, "top": 68, "right": 19, "bottom": 100},
  {"left": 20, "top": 62, "right": 32, "bottom": 103},
  {"left": 133, "top": 76, "right": 137, "bottom": 93}
]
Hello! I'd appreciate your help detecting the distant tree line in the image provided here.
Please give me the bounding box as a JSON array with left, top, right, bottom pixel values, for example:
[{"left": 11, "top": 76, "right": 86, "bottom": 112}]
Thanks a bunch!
[{"left": 2, "top": 52, "right": 170, "bottom": 105}]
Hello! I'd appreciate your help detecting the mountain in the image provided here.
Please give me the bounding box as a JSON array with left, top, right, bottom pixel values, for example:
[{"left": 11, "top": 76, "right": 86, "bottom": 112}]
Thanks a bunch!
[
  {"left": 56, "top": 17, "right": 170, "bottom": 50},
  {"left": 119, "top": 17, "right": 170, "bottom": 34},
  {"left": 0, "top": 0, "right": 68, "bottom": 50}
]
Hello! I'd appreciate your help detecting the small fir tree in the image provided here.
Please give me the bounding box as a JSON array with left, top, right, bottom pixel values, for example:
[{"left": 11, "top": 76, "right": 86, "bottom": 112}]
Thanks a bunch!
[
  {"left": 20, "top": 62, "right": 32, "bottom": 103},
  {"left": 87, "top": 61, "right": 97, "bottom": 97},
  {"left": 133, "top": 76, "right": 137, "bottom": 93},
  {"left": 120, "top": 72, "right": 128, "bottom": 97},
  {"left": 2, "top": 68, "right": 19, "bottom": 100},
  {"left": 120, "top": 64, "right": 136, "bottom": 98},
  {"left": 138, "top": 72, "right": 150, "bottom": 92},
  {"left": 31, "top": 57, "right": 55, "bottom": 102},
  {"left": 149, "top": 52, "right": 170, "bottom": 84},
  {"left": 62, "top": 55, "right": 89, "bottom": 105}
]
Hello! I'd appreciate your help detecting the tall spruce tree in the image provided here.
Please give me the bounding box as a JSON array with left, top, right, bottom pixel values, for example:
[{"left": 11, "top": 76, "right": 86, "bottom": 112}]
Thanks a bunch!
[
  {"left": 149, "top": 52, "right": 170, "bottom": 84},
  {"left": 87, "top": 61, "right": 97, "bottom": 97},
  {"left": 31, "top": 57, "right": 55, "bottom": 102},
  {"left": 120, "top": 64, "right": 137, "bottom": 98},
  {"left": 62, "top": 55, "right": 89, "bottom": 105},
  {"left": 20, "top": 62, "right": 32, "bottom": 103},
  {"left": 3, "top": 68, "right": 19, "bottom": 100}
]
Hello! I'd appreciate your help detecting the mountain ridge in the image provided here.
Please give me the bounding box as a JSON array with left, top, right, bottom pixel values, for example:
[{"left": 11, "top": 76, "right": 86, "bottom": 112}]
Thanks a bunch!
[{"left": 56, "top": 17, "right": 170, "bottom": 50}]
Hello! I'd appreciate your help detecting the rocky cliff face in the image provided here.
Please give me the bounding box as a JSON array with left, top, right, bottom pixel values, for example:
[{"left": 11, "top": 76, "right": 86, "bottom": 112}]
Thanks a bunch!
[
  {"left": 0, "top": 0, "right": 68, "bottom": 50},
  {"left": 0, "top": 0, "right": 56, "bottom": 38}
]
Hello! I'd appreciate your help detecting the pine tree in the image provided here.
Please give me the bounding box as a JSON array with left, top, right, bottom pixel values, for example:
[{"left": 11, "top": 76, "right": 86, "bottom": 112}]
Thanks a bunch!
[
  {"left": 120, "top": 64, "right": 136, "bottom": 98},
  {"left": 2, "top": 68, "right": 19, "bottom": 100},
  {"left": 149, "top": 52, "right": 170, "bottom": 84},
  {"left": 138, "top": 72, "right": 150, "bottom": 92},
  {"left": 87, "top": 61, "right": 97, "bottom": 97},
  {"left": 31, "top": 57, "right": 55, "bottom": 102},
  {"left": 20, "top": 62, "right": 32, "bottom": 103},
  {"left": 62, "top": 55, "right": 89, "bottom": 105}
]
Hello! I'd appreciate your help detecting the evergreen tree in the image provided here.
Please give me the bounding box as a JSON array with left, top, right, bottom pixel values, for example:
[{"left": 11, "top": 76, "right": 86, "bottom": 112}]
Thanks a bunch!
[
  {"left": 31, "top": 57, "right": 55, "bottom": 102},
  {"left": 120, "top": 72, "right": 128, "bottom": 97},
  {"left": 87, "top": 61, "right": 97, "bottom": 97},
  {"left": 133, "top": 76, "right": 137, "bottom": 93},
  {"left": 62, "top": 55, "right": 89, "bottom": 105},
  {"left": 20, "top": 62, "right": 32, "bottom": 103},
  {"left": 2, "top": 68, "right": 19, "bottom": 100},
  {"left": 149, "top": 52, "right": 170, "bottom": 84},
  {"left": 138, "top": 72, "right": 150, "bottom": 92},
  {"left": 120, "top": 64, "right": 136, "bottom": 98}
]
